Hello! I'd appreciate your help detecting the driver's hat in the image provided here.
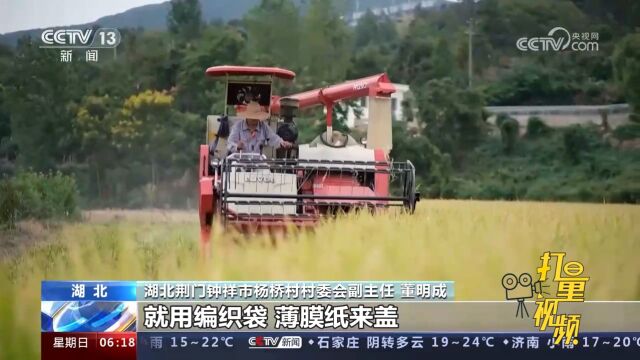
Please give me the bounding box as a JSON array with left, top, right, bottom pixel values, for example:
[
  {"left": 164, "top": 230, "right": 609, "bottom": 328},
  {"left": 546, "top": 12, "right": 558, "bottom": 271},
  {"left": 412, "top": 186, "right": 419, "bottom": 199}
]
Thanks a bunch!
[{"left": 237, "top": 101, "right": 269, "bottom": 121}]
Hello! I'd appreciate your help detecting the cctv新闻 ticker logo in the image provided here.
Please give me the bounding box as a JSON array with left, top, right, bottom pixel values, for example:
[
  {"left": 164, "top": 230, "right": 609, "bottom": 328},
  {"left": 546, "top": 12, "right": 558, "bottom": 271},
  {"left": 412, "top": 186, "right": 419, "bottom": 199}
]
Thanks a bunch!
[
  {"left": 41, "top": 29, "right": 94, "bottom": 46},
  {"left": 248, "top": 336, "right": 302, "bottom": 349}
]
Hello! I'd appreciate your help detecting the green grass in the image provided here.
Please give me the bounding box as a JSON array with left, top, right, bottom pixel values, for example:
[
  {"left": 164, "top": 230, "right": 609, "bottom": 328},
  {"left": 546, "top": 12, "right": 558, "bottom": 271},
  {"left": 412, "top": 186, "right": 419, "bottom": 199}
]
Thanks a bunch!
[{"left": 1, "top": 200, "right": 639, "bottom": 359}]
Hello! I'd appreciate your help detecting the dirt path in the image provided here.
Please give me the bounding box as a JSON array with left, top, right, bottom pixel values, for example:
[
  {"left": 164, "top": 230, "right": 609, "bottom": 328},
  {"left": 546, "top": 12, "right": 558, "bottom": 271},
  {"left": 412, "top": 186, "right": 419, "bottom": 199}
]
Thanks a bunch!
[
  {"left": 0, "top": 220, "right": 53, "bottom": 258},
  {"left": 0, "top": 209, "right": 198, "bottom": 258},
  {"left": 82, "top": 209, "right": 198, "bottom": 224}
]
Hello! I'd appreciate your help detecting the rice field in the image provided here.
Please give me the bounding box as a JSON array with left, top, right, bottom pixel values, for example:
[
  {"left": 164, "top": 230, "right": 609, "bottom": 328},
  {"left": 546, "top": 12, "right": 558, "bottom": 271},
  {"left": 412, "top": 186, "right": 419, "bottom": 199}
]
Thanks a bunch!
[{"left": 1, "top": 200, "right": 639, "bottom": 359}]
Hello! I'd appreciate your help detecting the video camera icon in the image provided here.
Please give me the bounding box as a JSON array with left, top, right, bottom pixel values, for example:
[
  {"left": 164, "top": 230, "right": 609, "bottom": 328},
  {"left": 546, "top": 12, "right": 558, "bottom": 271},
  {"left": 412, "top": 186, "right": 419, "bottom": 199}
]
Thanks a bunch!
[{"left": 501, "top": 273, "right": 545, "bottom": 318}]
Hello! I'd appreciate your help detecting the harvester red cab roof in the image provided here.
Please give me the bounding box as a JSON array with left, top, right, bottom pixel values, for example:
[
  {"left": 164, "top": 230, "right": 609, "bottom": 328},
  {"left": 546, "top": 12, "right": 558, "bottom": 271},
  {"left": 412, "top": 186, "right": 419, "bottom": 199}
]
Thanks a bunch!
[
  {"left": 205, "top": 65, "right": 295, "bottom": 117},
  {"left": 205, "top": 65, "right": 296, "bottom": 80}
]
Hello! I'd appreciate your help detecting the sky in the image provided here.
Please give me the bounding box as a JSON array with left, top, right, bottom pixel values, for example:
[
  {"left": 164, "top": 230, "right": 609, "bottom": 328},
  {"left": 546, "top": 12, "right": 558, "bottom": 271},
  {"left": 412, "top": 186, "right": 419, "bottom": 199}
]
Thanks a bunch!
[{"left": 0, "top": 0, "right": 166, "bottom": 34}]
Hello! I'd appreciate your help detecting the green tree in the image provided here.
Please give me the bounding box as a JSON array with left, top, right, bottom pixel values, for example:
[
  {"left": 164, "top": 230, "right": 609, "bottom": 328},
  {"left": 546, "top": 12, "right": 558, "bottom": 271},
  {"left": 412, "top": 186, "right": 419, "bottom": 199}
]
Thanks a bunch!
[
  {"left": 110, "top": 90, "right": 202, "bottom": 204},
  {"left": 0, "top": 45, "right": 15, "bottom": 167},
  {"left": 128, "top": 31, "right": 180, "bottom": 91},
  {"left": 571, "top": 0, "right": 640, "bottom": 31},
  {"left": 244, "top": 0, "right": 301, "bottom": 69},
  {"left": 347, "top": 44, "right": 394, "bottom": 79},
  {"left": 390, "top": 15, "right": 462, "bottom": 86},
  {"left": 526, "top": 116, "right": 551, "bottom": 138},
  {"left": 417, "top": 78, "right": 486, "bottom": 161},
  {"left": 477, "top": 0, "right": 588, "bottom": 52},
  {"left": 82, "top": 29, "right": 178, "bottom": 98},
  {"left": 348, "top": 11, "right": 397, "bottom": 80},
  {"left": 499, "top": 116, "right": 519, "bottom": 154},
  {"left": 391, "top": 123, "right": 451, "bottom": 197},
  {"left": 6, "top": 39, "right": 84, "bottom": 170},
  {"left": 72, "top": 95, "right": 119, "bottom": 198},
  {"left": 485, "top": 62, "right": 578, "bottom": 106},
  {"left": 175, "top": 26, "right": 246, "bottom": 115},
  {"left": 353, "top": 10, "right": 397, "bottom": 49},
  {"left": 301, "top": 0, "right": 351, "bottom": 86},
  {"left": 392, "top": 36, "right": 435, "bottom": 86},
  {"left": 613, "top": 34, "right": 640, "bottom": 122},
  {"left": 563, "top": 125, "right": 591, "bottom": 164},
  {"left": 167, "top": 0, "right": 203, "bottom": 41},
  {"left": 432, "top": 37, "right": 456, "bottom": 79},
  {"left": 111, "top": 90, "right": 176, "bottom": 188}
]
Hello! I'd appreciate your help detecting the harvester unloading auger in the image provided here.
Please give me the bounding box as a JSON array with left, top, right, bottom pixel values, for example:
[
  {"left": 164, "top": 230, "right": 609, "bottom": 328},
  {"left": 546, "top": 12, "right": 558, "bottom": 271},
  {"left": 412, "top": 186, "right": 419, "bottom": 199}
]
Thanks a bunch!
[{"left": 198, "top": 66, "right": 419, "bottom": 247}]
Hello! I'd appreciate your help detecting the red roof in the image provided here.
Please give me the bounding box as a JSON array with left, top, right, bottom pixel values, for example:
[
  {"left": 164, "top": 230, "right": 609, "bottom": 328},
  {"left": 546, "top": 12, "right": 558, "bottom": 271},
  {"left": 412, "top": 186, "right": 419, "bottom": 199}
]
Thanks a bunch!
[{"left": 205, "top": 65, "right": 296, "bottom": 80}]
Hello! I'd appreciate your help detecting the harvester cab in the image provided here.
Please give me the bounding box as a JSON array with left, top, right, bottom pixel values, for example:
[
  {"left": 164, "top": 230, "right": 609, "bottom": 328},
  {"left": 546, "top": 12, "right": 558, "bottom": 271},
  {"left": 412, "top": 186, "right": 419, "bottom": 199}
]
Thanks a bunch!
[
  {"left": 204, "top": 65, "right": 295, "bottom": 160},
  {"left": 198, "top": 65, "right": 418, "bottom": 246}
]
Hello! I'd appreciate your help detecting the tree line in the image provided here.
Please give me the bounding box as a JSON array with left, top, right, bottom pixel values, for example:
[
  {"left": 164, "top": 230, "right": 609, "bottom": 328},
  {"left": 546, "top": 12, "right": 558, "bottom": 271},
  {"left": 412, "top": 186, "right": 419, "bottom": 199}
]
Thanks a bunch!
[{"left": 0, "top": 0, "right": 638, "bottom": 209}]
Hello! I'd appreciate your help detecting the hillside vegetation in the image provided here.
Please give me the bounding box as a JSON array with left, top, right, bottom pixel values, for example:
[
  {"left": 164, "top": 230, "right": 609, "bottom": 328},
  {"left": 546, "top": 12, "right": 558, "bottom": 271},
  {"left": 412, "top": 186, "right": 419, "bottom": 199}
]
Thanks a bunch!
[{"left": 0, "top": 0, "right": 639, "bottom": 207}]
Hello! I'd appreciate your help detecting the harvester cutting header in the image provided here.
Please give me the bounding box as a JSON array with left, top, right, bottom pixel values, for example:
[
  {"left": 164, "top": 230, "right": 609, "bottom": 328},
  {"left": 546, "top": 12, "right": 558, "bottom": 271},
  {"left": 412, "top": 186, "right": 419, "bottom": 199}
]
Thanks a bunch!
[{"left": 198, "top": 65, "right": 419, "bottom": 245}]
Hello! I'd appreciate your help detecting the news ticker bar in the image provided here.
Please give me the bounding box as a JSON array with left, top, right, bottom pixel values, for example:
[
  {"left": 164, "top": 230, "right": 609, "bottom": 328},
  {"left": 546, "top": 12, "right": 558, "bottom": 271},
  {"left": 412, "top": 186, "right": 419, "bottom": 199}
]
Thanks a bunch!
[
  {"left": 41, "top": 300, "right": 640, "bottom": 333},
  {"left": 134, "top": 301, "right": 640, "bottom": 332},
  {"left": 42, "top": 332, "right": 640, "bottom": 360},
  {"left": 41, "top": 281, "right": 455, "bottom": 301}
]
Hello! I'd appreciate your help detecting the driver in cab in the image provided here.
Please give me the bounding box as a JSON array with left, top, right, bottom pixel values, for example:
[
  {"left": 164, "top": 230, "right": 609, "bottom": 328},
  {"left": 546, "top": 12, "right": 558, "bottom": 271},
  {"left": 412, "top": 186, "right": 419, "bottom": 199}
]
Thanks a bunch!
[{"left": 227, "top": 101, "right": 293, "bottom": 154}]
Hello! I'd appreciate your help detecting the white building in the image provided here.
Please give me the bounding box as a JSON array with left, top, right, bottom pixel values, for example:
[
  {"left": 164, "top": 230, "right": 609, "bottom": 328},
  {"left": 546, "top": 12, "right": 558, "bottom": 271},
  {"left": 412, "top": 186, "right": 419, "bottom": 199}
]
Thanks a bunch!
[
  {"left": 343, "top": 83, "right": 418, "bottom": 129},
  {"left": 347, "top": 0, "right": 445, "bottom": 26}
]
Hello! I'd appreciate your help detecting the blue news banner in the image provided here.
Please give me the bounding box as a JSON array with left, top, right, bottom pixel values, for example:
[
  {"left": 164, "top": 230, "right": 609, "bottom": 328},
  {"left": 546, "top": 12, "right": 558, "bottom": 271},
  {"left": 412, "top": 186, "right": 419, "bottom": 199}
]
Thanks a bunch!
[{"left": 41, "top": 281, "right": 640, "bottom": 359}]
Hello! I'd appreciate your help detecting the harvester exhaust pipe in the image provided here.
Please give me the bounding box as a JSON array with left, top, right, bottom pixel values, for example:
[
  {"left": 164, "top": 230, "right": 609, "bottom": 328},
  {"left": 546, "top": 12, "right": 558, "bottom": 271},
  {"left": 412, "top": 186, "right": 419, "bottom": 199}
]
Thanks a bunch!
[
  {"left": 326, "top": 102, "right": 333, "bottom": 144},
  {"left": 367, "top": 96, "right": 393, "bottom": 153}
]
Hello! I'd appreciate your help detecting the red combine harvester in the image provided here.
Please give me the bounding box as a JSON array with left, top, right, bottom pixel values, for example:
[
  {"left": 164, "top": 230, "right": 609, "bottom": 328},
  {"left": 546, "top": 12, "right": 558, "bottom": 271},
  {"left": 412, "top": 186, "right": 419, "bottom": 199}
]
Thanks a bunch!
[{"left": 198, "top": 66, "right": 418, "bottom": 246}]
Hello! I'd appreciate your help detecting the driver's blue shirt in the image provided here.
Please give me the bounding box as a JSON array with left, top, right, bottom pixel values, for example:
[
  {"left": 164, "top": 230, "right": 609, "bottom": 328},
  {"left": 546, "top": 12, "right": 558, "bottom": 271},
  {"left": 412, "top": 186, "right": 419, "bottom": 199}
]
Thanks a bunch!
[{"left": 227, "top": 119, "right": 283, "bottom": 153}]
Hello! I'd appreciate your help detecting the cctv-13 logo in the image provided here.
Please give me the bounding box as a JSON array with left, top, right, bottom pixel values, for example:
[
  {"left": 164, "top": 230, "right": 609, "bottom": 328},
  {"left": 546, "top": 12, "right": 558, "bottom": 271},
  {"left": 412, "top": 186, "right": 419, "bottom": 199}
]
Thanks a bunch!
[{"left": 502, "top": 251, "right": 589, "bottom": 346}]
